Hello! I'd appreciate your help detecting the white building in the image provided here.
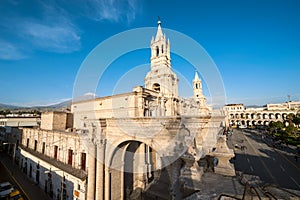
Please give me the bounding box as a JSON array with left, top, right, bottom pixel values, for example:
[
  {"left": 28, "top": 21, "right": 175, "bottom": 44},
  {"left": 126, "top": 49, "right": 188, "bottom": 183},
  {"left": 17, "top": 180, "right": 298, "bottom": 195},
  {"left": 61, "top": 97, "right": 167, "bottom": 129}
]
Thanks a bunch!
[
  {"left": 224, "top": 102, "right": 300, "bottom": 128},
  {"left": 17, "top": 20, "right": 231, "bottom": 200},
  {"left": 19, "top": 112, "right": 87, "bottom": 200},
  {"left": 70, "top": 20, "right": 230, "bottom": 200}
]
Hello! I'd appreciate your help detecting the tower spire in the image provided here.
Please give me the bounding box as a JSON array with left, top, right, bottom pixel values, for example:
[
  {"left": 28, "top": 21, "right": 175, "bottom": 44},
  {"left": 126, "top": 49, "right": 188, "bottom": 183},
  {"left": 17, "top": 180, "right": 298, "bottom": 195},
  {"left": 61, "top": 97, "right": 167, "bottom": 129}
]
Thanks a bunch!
[
  {"left": 155, "top": 17, "right": 163, "bottom": 41},
  {"left": 194, "top": 70, "right": 200, "bottom": 81},
  {"left": 145, "top": 18, "right": 178, "bottom": 98}
]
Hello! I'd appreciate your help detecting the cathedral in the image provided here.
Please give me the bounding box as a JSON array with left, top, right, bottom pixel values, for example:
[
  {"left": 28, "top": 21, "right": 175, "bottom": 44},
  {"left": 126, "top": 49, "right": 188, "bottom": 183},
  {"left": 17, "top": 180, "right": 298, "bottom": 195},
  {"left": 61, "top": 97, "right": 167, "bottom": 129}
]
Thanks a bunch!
[
  {"left": 71, "top": 20, "right": 231, "bottom": 199},
  {"left": 19, "top": 20, "right": 233, "bottom": 200}
]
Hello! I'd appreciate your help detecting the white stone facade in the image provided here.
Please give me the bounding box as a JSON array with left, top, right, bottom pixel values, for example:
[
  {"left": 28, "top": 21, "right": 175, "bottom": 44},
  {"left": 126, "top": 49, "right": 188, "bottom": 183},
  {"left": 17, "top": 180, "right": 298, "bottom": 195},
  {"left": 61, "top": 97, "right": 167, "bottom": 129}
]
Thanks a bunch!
[
  {"left": 70, "top": 20, "right": 227, "bottom": 200},
  {"left": 224, "top": 102, "right": 300, "bottom": 127},
  {"left": 17, "top": 20, "right": 228, "bottom": 200},
  {"left": 19, "top": 126, "right": 87, "bottom": 200}
]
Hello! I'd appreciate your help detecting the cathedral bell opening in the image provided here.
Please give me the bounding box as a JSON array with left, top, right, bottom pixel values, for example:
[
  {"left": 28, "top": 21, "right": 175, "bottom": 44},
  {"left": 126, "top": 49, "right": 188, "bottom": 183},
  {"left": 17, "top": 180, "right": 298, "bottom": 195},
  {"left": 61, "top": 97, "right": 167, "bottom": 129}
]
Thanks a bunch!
[{"left": 152, "top": 83, "right": 160, "bottom": 92}]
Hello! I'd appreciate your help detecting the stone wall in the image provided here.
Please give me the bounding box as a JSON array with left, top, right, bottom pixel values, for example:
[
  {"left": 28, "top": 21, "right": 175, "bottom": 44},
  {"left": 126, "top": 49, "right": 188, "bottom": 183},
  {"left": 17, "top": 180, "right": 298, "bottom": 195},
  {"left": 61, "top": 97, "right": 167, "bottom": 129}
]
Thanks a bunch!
[{"left": 41, "top": 112, "right": 72, "bottom": 131}]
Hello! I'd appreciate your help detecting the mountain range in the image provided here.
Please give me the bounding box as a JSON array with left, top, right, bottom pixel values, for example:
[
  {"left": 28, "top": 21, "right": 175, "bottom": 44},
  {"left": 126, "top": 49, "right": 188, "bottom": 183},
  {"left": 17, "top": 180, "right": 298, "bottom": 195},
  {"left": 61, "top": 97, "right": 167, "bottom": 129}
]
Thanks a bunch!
[{"left": 0, "top": 100, "right": 72, "bottom": 111}]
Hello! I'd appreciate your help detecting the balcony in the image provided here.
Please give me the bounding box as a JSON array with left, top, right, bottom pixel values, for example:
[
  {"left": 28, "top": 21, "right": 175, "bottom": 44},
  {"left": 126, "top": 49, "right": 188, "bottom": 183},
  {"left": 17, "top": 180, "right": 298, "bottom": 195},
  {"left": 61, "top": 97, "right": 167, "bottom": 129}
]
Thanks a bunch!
[{"left": 19, "top": 144, "right": 87, "bottom": 180}]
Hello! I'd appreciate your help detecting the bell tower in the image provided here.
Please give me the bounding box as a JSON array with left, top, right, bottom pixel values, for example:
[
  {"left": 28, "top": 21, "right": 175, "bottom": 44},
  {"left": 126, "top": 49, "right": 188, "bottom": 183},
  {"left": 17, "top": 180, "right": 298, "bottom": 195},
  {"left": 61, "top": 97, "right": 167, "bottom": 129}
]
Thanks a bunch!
[
  {"left": 145, "top": 19, "right": 178, "bottom": 97},
  {"left": 150, "top": 19, "right": 171, "bottom": 68},
  {"left": 193, "top": 71, "right": 206, "bottom": 106}
]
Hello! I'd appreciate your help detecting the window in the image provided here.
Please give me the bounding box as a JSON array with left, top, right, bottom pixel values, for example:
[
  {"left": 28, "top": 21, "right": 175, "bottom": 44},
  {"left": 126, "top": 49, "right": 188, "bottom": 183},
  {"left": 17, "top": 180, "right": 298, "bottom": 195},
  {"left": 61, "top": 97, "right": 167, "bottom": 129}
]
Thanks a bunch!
[
  {"left": 54, "top": 145, "right": 58, "bottom": 160},
  {"left": 42, "top": 142, "right": 45, "bottom": 154},
  {"left": 68, "top": 149, "right": 73, "bottom": 165},
  {"left": 26, "top": 138, "right": 29, "bottom": 148},
  {"left": 156, "top": 46, "right": 159, "bottom": 56},
  {"left": 34, "top": 140, "right": 37, "bottom": 151},
  {"left": 152, "top": 83, "right": 160, "bottom": 92},
  {"left": 81, "top": 153, "right": 86, "bottom": 171}
]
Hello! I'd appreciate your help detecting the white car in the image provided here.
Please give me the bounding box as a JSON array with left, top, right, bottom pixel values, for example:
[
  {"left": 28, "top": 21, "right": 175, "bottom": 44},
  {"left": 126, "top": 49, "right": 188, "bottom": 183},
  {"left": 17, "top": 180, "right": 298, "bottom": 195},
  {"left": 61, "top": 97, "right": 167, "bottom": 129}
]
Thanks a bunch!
[{"left": 0, "top": 182, "right": 14, "bottom": 197}]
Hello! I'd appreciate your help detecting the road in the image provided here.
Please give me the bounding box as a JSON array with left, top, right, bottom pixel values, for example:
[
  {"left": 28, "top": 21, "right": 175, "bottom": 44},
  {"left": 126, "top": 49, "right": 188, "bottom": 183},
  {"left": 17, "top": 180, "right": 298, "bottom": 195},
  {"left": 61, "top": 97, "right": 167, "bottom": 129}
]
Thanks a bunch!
[
  {"left": 228, "top": 128, "right": 300, "bottom": 191},
  {"left": 0, "top": 157, "right": 28, "bottom": 200},
  {"left": 0, "top": 152, "right": 51, "bottom": 200}
]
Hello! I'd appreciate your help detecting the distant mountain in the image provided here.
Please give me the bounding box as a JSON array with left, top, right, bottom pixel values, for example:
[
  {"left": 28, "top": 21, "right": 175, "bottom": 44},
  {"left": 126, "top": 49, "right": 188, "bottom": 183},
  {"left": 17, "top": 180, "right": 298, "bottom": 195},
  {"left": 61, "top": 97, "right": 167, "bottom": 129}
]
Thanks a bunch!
[
  {"left": 0, "top": 93, "right": 97, "bottom": 112},
  {"left": 35, "top": 100, "right": 72, "bottom": 109},
  {"left": 0, "top": 103, "right": 20, "bottom": 110},
  {"left": 0, "top": 100, "right": 72, "bottom": 112}
]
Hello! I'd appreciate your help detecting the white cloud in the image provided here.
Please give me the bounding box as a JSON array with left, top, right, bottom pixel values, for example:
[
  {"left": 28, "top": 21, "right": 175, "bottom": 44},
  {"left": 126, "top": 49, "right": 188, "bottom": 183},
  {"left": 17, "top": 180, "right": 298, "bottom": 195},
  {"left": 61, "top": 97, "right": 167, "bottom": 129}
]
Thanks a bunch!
[
  {"left": 0, "top": 0, "right": 140, "bottom": 60},
  {"left": 84, "top": 0, "right": 139, "bottom": 23},
  {"left": 21, "top": 21, "right": 81, "bottom": 53},
  {"left": 0, "top": 40, "right": 26, "bottom": 60}
]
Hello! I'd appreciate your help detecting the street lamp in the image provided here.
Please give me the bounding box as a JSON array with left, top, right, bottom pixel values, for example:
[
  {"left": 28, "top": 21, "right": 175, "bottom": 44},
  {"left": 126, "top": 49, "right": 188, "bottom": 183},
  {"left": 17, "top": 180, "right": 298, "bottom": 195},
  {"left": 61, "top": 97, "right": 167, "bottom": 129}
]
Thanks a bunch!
[
  {"left": 3, "top": 143, "right": 16, "bottom": 166},
  {"left": 44, "top": 169, "right": 65, "bottom": 200}
]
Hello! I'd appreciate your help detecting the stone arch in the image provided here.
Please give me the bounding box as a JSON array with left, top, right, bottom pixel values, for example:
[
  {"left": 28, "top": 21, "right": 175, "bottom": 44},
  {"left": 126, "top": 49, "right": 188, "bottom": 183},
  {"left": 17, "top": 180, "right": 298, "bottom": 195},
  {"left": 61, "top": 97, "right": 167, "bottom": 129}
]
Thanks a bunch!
[
  {"left": 282, "top": 113, "right": 287, "bottom": 120},
  {"left": 251, "top": 113, "right": 256, "bottom": 119},
  {"left": 263, "top": 113, "right": 269, "bottom": 119},
  {"left": 269, "top": 113, "right": 275, "bottom": 119},
  {"left": 257, "top": 113, "right": 262, "bottom": 119},
  {"left": 246, "top": 113, "right": 250, "bottom": 119},
  {"left": 275, "top": 113, "right": 281, "bottom": 120},
  {"left": 246, "top": 120, "right": 251, "bottom": 127},
  {"left": 230, "top": 114, "right": 234, "bottom": 119},
  {"left": 264, "top": 121, "right": 269, "bottom": 126},
  {"left": 108, "top": 140, "right": 160, "bottom": 200},
  {"left": 235, "top": 114, "right": 239, "bottom": 119}
]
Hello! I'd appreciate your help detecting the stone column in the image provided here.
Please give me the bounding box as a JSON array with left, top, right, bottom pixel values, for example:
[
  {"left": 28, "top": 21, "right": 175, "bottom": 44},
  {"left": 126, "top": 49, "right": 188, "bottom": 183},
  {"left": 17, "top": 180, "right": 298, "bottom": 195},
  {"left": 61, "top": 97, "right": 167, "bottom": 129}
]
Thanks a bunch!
[
  {"left": 87, "top": 145, "right": 96, "bottom": 200},
  {"left": 95, "top": 141, "right": 105, "bottom": 200},
  {"left": 104, "top": 166, "right": 110, "bottom": 200}
]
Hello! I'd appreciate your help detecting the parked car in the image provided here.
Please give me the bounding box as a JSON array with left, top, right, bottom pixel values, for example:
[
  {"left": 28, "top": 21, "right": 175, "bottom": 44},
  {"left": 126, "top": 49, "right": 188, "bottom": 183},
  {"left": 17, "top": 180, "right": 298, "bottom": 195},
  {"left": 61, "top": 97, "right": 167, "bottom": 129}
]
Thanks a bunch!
[
  {"left": 9, "top": 189, "right": 24, "bottom": 200},
  {"left": 0, "top": 182, "right": 13, "bottom": 198}
]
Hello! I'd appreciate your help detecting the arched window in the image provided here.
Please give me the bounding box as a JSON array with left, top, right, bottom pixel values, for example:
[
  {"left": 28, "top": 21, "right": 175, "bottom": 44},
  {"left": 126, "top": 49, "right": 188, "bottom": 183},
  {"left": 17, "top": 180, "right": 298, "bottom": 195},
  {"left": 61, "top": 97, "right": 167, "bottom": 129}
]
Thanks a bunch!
[
  {"left": 153, "top": 83, "right": 160, "bottom": 92},
  {"left": 161, "top": 45, "right": 164, "bottom": 53},
  {"left": 195, "top": 83, "right": 198, "bottom": 89},
  {"left": 156, "top": 46, "right": 159, "bottom": 56}
]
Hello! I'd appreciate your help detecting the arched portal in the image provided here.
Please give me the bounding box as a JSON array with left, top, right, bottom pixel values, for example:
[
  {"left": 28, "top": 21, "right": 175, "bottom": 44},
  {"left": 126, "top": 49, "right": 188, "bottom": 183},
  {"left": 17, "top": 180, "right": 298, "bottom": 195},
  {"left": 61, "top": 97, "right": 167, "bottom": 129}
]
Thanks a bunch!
[{"left": 109, "top": 140, "right": 158, "bottom": 200}]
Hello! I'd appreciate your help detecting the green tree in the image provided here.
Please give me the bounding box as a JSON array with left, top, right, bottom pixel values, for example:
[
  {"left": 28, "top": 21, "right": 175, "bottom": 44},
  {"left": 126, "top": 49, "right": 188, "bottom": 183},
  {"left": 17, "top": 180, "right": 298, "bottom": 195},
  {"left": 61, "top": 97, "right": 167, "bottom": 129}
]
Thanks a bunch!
[
  {"left": 285, "top": 125, "right": 297, "bottom": 136},
  {"left": 286, "top": 113, "right": 295, "bottom": 126},
  {"left": 292, "top": 116, "right": 300, "bottom": 126},
  {"left": 269, "top": 121, "right": 284, "bottom": 136}
]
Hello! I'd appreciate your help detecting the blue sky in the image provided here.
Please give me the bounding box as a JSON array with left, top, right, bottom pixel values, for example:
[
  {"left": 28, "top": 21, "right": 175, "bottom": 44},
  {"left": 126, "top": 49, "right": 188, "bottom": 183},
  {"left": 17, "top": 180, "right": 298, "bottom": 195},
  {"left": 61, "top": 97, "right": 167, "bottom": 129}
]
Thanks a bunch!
[{"left": 0, "top": 0, "right": 300, "bottom": 106}]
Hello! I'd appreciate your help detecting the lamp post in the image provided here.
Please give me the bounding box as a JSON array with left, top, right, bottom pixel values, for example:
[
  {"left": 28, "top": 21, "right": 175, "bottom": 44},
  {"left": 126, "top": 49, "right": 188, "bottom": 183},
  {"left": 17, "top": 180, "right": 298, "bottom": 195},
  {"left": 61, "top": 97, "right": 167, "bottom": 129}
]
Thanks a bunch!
[
  {"left": 44, "top": 169, "right": 65, "bottom": 200},
  {"left": 3, "top": 142, "right": 16, "bottom": 166}
]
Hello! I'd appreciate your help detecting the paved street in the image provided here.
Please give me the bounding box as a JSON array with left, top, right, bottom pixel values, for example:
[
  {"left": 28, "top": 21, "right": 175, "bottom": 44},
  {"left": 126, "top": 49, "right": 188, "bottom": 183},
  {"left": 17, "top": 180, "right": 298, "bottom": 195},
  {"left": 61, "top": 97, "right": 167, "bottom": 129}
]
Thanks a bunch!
[
  {"left": 0, "top": 152, "right": 50, "bottom": 200},
  {"left": 228, "top": 128, "right": 300, "bottom": 191}
]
